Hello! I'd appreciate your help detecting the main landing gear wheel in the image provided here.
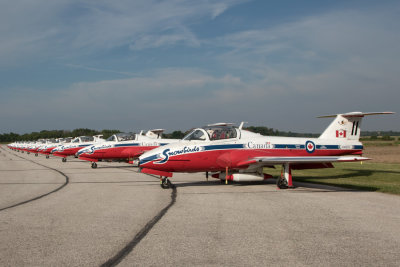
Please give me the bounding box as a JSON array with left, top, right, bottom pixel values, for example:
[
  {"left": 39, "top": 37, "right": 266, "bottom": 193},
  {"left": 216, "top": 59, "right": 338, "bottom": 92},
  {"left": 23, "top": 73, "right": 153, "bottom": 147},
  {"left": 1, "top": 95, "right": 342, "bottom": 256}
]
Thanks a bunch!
[
  {"left": 46, "top": 155, "right": 49, "bottom": 159},
  {"left": 35, "top": 153, "right": 38, "bottom": 157},
  {"left": 276, "top": 176, "right": 288, "bottom": 189},
  {"left": 62, "top": 158, "right": 67, "bottom": 163},
  {"left": 160, "top": 177, "right": 173, "bottom": 189},
  {"left": 91, "top": 162, "right": 97, "bottom": 169}
]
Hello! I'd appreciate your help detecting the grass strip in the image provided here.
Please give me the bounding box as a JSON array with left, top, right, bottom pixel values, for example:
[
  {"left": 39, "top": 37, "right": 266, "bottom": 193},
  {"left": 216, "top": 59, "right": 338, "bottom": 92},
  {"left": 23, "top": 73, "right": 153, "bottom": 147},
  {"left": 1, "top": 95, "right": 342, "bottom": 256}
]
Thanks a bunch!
[{"left": 266, "top": 162, "right": 400, "bottom": 195}]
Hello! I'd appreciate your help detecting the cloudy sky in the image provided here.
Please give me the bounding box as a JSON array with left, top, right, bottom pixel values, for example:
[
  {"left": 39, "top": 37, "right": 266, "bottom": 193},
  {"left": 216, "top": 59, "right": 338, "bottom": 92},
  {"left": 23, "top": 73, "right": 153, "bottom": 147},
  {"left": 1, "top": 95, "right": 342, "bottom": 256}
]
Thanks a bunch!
[{"left": 1, "top": 0, "right": 399, "bottom": 134}]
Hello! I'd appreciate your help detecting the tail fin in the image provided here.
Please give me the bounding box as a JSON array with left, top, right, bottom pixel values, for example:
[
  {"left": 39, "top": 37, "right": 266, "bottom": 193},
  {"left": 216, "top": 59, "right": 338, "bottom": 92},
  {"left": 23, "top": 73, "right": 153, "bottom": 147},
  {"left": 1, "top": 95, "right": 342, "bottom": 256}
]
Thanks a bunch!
[
  {"left": 145, "top": 129, "right": 165, "bottom": 139},
  {"left": 93, "top": 135, "right": 104, "bottom": 142},
  {"left": 318, "top": 112, "right": 394, "bottom": 140}
]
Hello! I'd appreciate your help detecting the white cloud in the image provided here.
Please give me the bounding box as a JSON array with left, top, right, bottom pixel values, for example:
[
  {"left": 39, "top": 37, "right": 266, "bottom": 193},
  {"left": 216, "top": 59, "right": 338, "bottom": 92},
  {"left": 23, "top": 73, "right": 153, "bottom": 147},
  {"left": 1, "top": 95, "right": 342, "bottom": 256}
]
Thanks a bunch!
[
  {"left": 129, "top": 28, "right": 200, "bottom": 50},
  {"left": 0, "top": 68, "right": 242, "bottom": 130},
  {"left": 1, "top": 1, "right": 399, "bottom": 133},
  {"left": 210, "top": 4, "right": 400, "bottom": 99},
  {"left": 0, "top": 0, "right": 247, "bottom": 66}
]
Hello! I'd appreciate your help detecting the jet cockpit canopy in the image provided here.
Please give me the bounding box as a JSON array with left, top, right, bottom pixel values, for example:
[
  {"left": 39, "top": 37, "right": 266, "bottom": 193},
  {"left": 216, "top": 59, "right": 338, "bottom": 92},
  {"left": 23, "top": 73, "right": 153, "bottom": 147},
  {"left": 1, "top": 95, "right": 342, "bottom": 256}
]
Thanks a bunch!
[
  {"left": 183, "top": 124, "right": 238, "bottom": 141},
  {"left": 73, "top": 136, "right": 94, "bottom": 143},
  {"left": 116, "top": 133, "right": 136, "bottom": 142}
]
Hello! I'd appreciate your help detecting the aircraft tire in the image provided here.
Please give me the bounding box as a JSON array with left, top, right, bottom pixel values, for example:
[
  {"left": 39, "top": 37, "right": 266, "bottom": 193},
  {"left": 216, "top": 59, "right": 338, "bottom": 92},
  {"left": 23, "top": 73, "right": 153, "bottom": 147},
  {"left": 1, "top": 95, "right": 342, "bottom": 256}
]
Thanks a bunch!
[
  {"left": 46, "top": 155, "right": 49, "bottom": 159},
  {"left": 160, "top": 177, "right": 173, "bottom": 189},
  {"left": 35, "top": 153, "right": 38, "bottom": 157},
  {"left": 62, "top": 158, "right": 67, "bottom": 163},
  {"left": 276, "top": 176, "right": 288, "bottom": 189},
  {"left": 91, "top": 162, "right": 97, "bottom": 169}
]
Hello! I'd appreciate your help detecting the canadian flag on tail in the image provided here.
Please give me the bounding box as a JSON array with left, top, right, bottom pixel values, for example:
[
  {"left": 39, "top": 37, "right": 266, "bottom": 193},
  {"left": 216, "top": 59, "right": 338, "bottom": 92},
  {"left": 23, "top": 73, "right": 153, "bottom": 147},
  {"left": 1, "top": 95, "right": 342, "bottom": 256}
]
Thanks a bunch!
[{"left": 336, "top": 130, "right": 346, "bottom": 138}]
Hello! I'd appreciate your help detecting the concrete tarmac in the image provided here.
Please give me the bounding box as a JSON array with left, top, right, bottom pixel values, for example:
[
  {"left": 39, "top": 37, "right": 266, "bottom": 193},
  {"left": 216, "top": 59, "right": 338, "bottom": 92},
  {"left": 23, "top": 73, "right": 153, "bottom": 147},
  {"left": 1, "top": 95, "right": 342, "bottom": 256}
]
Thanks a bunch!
[{"left": 1, "top": 146, "right": 400, "bottom": 266}]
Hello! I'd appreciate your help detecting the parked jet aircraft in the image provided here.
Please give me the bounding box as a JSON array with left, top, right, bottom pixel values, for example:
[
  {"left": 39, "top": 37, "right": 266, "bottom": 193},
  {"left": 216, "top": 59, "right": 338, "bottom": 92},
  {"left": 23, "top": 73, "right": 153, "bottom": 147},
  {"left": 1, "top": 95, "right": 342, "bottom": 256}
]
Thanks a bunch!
[
  {"left": 8, "top": 141, "right": 29, "bottom": 152},
  {"left": 52, "top": 135, "right": 104, "bottom": 162},
  {"left": 25, "top": 140, "right": 45, "bottom": 155},
  {"left": 138, "top": 112, "right": 394, "bottom": 189},
  {"left": 76, "top": 130, "right": 180, "bottom": 168},
  {"left": 37, "top": 138, "right": 72, "bottom": 158}
]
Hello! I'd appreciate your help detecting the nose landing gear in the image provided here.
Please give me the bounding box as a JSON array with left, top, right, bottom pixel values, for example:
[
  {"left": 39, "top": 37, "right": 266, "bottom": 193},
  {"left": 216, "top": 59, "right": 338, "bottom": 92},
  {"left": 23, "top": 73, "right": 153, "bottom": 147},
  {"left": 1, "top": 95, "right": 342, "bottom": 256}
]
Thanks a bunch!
[{"left": 160, "top": 177, "right": 174, "bottom": 189}]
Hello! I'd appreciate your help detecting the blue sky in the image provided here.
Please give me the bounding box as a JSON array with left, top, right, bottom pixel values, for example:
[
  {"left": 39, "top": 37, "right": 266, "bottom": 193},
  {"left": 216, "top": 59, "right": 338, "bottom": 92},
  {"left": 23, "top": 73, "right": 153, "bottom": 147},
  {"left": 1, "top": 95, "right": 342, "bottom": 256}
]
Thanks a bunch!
[{"left": 0, "top": 0, "right": 399, "bottom": 134}]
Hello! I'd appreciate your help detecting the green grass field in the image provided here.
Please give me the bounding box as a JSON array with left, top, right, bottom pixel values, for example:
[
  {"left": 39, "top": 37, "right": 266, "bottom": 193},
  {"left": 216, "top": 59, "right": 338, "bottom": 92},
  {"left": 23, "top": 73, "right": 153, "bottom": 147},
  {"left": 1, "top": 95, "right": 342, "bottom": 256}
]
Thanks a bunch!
[{"left": 267, "top": 162, "right": 400, "bottom": 195}]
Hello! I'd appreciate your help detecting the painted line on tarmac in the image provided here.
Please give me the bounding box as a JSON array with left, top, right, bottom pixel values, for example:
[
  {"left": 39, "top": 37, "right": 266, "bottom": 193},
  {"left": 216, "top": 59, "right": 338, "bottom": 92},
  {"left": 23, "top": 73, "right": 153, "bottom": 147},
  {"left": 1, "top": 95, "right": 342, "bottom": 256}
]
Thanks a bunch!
[
  {"left": 101, "top": 183, "right": 177, "bottom": 267},
  {"left": 0, "top": 147, "right": 70, "bottom": 212}
]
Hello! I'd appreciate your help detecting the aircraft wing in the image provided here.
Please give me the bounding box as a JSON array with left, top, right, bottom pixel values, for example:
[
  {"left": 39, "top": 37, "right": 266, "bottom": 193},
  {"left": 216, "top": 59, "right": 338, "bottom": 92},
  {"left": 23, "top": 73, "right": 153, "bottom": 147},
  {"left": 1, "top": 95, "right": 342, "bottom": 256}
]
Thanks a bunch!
[
  {"left": 255, "top": 156, "right": 369, "bottom": 164},
  {"left": 237, "top": 156, "right": 369, "bottom": 167}
]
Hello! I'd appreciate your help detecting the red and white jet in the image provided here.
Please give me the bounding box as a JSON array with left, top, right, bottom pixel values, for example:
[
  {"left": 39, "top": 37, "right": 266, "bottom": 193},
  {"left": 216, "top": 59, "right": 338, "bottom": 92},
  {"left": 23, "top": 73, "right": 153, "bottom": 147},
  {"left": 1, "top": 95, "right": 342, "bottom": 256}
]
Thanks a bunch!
[
  {"left": 51, "top": 135, "right": 105, "bottom": 162},
  {"left": 37, "top": 138, "right": 72, "bottom": 158},
  {"left": 138, "top": 112, "right": 394, "bottom": 189},
  {"left": 76, "top": 129, "right": 180, "bottom": 168}
]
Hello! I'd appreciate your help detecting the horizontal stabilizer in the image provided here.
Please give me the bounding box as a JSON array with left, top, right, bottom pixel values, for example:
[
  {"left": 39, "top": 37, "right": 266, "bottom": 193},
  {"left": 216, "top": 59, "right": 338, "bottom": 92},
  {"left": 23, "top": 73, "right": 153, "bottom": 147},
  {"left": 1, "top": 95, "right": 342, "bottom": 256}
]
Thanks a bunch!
[
  {"left": 207, "top": 122, "right": 234, "bottom": 127},
  {"left": 318, "top": 111, "right": 394, "bottom": 118},
  {"left": 148, "top": 129, "right": 165, "bottom": 134},
  {"left": 145, "top": 129, "right": 165, "bottom": 139}
]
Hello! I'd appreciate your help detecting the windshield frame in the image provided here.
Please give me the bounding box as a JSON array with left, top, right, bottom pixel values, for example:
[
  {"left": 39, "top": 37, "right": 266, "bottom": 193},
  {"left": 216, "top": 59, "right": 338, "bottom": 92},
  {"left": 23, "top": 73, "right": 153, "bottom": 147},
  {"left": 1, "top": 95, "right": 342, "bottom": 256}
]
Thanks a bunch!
[{"left": 183, "top": 129, "right": 209, "bottom": 141}]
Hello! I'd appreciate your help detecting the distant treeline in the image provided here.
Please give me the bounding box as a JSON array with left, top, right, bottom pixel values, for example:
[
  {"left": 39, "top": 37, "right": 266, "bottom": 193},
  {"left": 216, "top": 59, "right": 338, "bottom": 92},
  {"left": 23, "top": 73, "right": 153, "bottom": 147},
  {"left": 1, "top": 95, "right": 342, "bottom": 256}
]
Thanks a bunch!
[
  {"left": 0, "top": 129, "right": 121, "bottom": 142},
  {"left": 362, "top": 131, "right": 400, "bottom": 137},
  {"left": 1, "top": 127, "right": 400, "bottom": 143}
]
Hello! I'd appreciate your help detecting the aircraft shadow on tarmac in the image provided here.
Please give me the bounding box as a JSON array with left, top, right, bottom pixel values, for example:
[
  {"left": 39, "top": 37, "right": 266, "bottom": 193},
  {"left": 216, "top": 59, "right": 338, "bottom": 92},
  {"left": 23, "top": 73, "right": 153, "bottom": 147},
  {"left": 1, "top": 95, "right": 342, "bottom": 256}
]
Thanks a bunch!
[
  {"left": 71, "top": 180, "right": 158, "bottom": 184},
  {"left": 93, "top": 165, "right": 136, "bottom": 169},
  {"left": 53, "top": 159, "right": 86, "bottom": 163},
  {"left": 54, "top": 165, "right": 136, "bottom": 171},
  {"left": 59, "top": 165, "right": 136, "bottom": 170}
]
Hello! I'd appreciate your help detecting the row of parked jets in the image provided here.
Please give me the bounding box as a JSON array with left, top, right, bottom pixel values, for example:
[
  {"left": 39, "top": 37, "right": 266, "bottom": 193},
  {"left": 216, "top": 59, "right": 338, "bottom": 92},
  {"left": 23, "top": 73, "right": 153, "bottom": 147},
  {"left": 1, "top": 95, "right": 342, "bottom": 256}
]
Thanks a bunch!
[{"left": 7, "top": 111, "right": 394, "bottom": 189}]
